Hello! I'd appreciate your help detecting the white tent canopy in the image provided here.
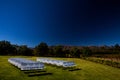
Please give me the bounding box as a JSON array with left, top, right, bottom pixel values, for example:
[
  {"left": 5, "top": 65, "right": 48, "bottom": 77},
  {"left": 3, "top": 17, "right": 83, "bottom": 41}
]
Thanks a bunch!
[
  {"left": 8, "top": 58, "right": 44, "bottom": 70},
  {"left": 37, "top": 58, "right": 76, "bottom": 67}
]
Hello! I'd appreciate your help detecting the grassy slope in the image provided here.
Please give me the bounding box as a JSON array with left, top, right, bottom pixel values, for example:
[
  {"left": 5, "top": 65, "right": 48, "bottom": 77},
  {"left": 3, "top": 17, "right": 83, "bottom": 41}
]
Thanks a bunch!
[{"left": 0, "top": 56, "right": 120, "bottom": 80}]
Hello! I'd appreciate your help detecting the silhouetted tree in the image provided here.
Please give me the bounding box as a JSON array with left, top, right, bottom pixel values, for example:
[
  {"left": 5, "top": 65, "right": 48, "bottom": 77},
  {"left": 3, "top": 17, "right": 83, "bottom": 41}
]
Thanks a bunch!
[
  {"left": 114, "top": 44, "right": 120, "bottom": 50},
  {"left": 0, "top": 40, "right": 16, "bottom": 55},
  {"left": 49, "top": 46, "right": 55, "bottom": 57},
  {"left": 82, "top": 47, "right": 92, "bottom": 57},
  {"left": 17, "top": 45, "right": 33, "bottom": 56},
  {"left": 34, "top": 42, "right": 49, "bottom": 56},
  {"left": 54, "top": 45, "right": 64, "bottom": 57},
  {"left": 63, "top": 49, "right": 70, "bottom": 58},
  {"left": 72, "top": 47, "right": 81, "bottom": 58}
]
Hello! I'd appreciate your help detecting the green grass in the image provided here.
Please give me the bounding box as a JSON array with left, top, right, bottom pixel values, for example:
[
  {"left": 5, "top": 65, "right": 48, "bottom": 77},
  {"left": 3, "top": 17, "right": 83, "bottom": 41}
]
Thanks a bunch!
[{"left": 0, "top": 56, "right": 120, "bottom": 80}]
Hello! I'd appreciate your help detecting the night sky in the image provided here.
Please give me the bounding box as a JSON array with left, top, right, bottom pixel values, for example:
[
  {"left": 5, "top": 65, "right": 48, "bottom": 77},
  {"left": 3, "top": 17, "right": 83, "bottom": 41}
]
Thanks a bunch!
[{"left": 0, "top": 0, "right": 120, "bottom": 47}]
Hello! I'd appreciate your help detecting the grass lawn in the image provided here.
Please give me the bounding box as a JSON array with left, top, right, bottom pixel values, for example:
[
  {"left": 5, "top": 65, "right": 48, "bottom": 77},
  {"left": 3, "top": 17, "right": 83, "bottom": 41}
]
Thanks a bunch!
[{"left": 0, "top": 56, "right": 120, "bottom": 80}]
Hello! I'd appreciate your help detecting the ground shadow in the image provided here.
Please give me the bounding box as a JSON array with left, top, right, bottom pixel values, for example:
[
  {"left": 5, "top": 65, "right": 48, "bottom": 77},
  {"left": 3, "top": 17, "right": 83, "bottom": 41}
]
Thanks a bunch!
[
  {"left": 23, "top": 70, "right": 46, "bottom": 74},
  {"left": 28, "top": 72, "right": 53, "bottom": 77},
  {"left": 62, "top": 67, "right": 81, "bottom": 71},
  {"left": 68, "top": 68, "right": 81, "bottom": 71}
]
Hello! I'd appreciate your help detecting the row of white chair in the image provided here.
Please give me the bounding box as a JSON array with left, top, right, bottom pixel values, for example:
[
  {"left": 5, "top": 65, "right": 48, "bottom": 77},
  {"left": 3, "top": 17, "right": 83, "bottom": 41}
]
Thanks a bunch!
[
  {"left": 37, "top": 58, "right": 76, "bottom": 67},
  {"left": 8, "top": 58, "right": 44, "bottom": 70}
]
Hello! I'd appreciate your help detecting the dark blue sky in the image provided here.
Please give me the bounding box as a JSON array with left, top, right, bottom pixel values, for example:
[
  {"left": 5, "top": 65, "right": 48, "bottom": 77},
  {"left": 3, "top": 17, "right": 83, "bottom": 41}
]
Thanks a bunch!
[{"left": 0, "top": 0, "right": 120, "bottom": 47}]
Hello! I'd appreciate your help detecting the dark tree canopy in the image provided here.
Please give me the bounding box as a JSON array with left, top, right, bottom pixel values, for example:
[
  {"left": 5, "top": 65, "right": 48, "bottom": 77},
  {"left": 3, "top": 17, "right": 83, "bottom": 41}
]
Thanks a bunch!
[
  {"left": 82, "top": 47, "right": 92, "bottom": 57},
  {"left": 0, "top": 40, "right": 120, "bottom": 58},
  {"left": 71, "top": 47, "right": 81, "bottom": 58},
  {"left": 17, "top": 45, "right": 33, "bottom": 56},
  {"left": 54, "top": 45, "right": 64, "bottom": 57},
  {"left": 0, "top": 40, "right": 16, "bottom": 55},
  {"left": 34, "top": 42, "right": 49, "bottom": 56}
]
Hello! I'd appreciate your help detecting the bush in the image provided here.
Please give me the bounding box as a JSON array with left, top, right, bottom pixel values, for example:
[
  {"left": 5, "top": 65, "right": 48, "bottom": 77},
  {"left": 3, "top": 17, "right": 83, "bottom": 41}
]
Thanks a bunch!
[{"left": 82, "top": 57, "right": 120, "bottom": 68}]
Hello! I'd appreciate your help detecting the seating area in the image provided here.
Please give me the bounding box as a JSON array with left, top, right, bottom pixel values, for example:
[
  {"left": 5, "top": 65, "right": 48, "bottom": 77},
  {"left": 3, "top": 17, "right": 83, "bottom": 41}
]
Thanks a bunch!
[
  {"left": 8, "top": 58, "right": 44, "bottom": 70},
  {"left": 37, "top": 58, "right": 76, "bottom": 67},
  {"left": 8, "top": 58, "right": 76, "bottom": 69}
]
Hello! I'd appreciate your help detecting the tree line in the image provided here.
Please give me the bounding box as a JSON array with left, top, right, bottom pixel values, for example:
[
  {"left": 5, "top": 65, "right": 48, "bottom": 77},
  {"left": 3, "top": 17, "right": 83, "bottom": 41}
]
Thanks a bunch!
[{"left": 0, "top": 40, "right": 120, "bottom": 58}]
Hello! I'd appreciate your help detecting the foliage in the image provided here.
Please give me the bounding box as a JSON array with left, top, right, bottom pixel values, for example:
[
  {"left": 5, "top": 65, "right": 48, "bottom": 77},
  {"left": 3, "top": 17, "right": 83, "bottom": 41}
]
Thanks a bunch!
[
  {"left": 0, "top": 40, "right": 33, "bottom": 56},
  {"left": 17, "top": 45, "right": 33, "bottom": 56},
  {"left": 53, "top": 45, "right": 64, "bottom": 57},
  {"left": 82, "top": 47, "right": 92, "bottom": 57},
  {"left": 70, "top": 47, "right": 81, "bottom": 58},
  {"left": 1, "top": 40, "right": 120, "bottom": 59},
  {"left": 82, "top": 57, "right": 120, "bottom": 68},
  {"left": 0, "top": 40, "right": 16, "bottom": 55},
  {"left": 34, "top": 42, "right": 49, "bottom": 56}
]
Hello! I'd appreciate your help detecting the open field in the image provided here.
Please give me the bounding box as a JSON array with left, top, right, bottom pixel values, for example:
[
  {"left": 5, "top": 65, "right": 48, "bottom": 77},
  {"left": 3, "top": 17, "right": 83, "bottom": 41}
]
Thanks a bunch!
[{"left": 0, "top": 56, "right": 120, "bottom": 80}]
